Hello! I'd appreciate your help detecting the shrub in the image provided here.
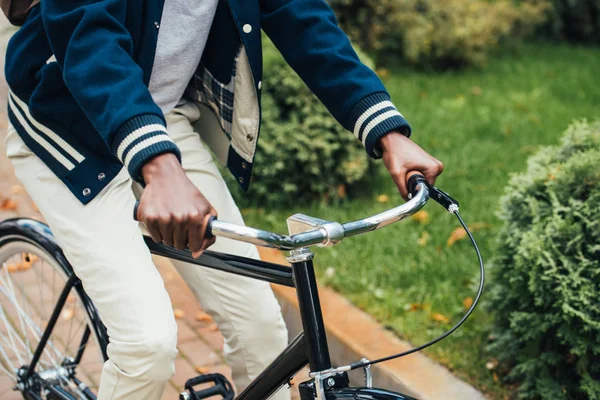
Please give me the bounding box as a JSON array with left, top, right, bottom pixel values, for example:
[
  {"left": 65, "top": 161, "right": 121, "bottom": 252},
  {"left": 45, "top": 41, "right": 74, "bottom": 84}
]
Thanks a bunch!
[
  {"left": 328, "top": 0, "right": 549, "bottom": 68},
  {"left": 488, "top": 120, "right": 600, "bottom": 399},
  {"left": 523, "top": 0, "right": 600, "bottom": 43},
  {"left": 232, "top": 37, "right": 374, "bottom": 207}
]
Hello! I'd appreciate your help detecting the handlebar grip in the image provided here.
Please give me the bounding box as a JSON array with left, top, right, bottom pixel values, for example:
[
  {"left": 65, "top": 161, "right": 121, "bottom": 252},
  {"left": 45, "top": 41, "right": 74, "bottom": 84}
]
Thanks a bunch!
[
  {"left": 407, "top": 171, "right": 427, "bottom": 198},
  {"left": 204, "top": 215, "right": 216, "bottom": 239},
  {"left": 132, "top": 200, "right": 217, "bottom": 239},
  {"left": 133, "top": 200, "right": 140, "bottom": 221}
]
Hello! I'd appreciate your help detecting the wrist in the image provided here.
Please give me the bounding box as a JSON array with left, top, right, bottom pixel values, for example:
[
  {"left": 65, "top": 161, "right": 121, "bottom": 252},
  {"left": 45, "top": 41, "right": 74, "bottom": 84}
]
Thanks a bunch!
[
  {"left": 379, "top": 131, "right": 408, "bottom": 153},
  {"left": 141, "top": 153, "right": 183, "bottom": 183}
]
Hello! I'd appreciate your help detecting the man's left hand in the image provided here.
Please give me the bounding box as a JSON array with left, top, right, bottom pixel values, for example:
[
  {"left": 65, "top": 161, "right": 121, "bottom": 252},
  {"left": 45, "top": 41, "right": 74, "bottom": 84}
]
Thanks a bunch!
[{"left": 379, "top": 132, "right": 444, "bottom": 200}]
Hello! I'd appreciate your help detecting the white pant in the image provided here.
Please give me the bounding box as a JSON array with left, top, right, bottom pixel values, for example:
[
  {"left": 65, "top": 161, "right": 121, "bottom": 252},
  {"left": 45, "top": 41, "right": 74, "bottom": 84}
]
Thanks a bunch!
[{"left": 6, "top": 102, "right": 290, "bottom": 400}]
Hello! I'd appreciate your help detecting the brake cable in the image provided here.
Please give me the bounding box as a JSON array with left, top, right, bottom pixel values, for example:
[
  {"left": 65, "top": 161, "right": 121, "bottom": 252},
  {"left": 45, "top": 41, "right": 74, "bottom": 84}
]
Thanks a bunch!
[{"left": 349, "top": 179, "right": 485, "bottom": 371}]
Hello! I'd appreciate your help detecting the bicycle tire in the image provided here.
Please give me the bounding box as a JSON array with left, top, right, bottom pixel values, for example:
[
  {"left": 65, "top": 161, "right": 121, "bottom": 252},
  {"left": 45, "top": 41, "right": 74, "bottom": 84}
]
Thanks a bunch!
[
  {"left": 0, "top": 218, "right": 108, "bottom": 400},
  {"left": 328, "top": 387, "right": 418, "bottom": 399}
]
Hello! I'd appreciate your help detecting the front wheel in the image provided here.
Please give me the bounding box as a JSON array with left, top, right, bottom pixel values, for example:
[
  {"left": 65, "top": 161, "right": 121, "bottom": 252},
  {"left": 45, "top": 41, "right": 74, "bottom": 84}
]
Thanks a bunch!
[
  {"left": 0, "top": 218, "right": 107, "bottom": 399},
  {"left": 328, "top": 387, "right": 418, "bottom": 399}
]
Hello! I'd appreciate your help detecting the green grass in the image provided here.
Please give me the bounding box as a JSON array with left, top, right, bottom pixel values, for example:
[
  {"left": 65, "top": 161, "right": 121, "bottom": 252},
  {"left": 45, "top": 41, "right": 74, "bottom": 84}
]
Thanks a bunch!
[{"left": 237, "top": 42, "right": 600, "bottom": 398}]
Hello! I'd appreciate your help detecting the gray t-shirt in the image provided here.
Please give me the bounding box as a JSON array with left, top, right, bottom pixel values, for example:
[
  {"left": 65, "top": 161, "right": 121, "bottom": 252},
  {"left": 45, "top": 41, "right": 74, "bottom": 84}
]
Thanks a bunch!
[{"left": 148, "top": 0, "right": 219, "bottom": 114}]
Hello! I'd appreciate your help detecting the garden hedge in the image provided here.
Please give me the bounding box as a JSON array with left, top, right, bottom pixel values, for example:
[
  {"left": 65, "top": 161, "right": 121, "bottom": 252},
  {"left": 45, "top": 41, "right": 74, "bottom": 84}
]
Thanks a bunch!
[
  {"left": 525, "top": 0, "right": 600, "bottom": 43},
  {"left": 327, "top": 0, "right": 548, "bottom": 68},
  {"left": 488, "top": 120, "right": 600, "bottom": 399}
]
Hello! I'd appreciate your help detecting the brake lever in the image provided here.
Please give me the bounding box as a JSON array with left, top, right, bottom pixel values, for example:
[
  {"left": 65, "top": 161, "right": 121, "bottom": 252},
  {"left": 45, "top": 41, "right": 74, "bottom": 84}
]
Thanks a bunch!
[
  {"left": 407, "top": 173, "right": 459, "bottom": 213},
  {"left": 427, "top": 185, "right": 459, "bottom": 213}
]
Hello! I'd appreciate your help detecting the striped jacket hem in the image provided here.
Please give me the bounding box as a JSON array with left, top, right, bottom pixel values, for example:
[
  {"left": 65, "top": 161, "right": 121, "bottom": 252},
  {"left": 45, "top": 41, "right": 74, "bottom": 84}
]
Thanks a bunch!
[
  {"left": 348, "top": 92, "right": 412, "bottom": 158},
  {"left": 112, "top": 114, "right": 182, "bottom": 182}
]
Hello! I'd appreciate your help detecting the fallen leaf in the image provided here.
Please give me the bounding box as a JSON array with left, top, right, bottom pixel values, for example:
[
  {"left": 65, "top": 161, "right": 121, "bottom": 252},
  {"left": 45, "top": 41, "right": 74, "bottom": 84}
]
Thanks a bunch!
[
  {"left": 417, "top": 231, "right": 430, "bottom": 247},
  {"left": 377, "top": 194, "right": 390, "bottom": 203},
  {"left": 337, "top": 184, "right": 347, "bottom": 199},
  {"left": 447, "top": 227, "right": 467, "bottom": 247},
  {"left": 408, "top": 303, "right": 424, "bottom": 312},
  {"left": 195, "top": 312, "right": 213, "bottom": 322},
  {"left": 447, "top": 223, "right": 490, "bottom": 246},
  {"left": 471, "top": 86, "right": 483, "bottom": 96},
  {"left": 10, "top": 185, "right": 24, "bottom": 195},
  {"left": 0, "top": 199, "right": 18, "bottom": 211},
  {"left": 194, "top": 366, "right": 209, "bottom": 374},
  {"left": 492, "top": 372, "right": 499, "bottom": 383},
  {"left": 376, "top": 68, "right": 390, "bottom": 78},
  {"left": 463, "top": 297, "right": 474, "bottom": 309},
  {"left": 173, "top": 309, "right": 185, "bottom": 319},
  {"left": 411, "top": 210, "right": 429, "bottom": 225},
  {"left": 208, "top": 323, "right": 219, "bottom": 332},
  {"left": 469, "top": 223, "right": 491, "bottom": 231},
  {"left": 20, "top": 253, "right": 37, "bottom": 270},
  {"left": 431, "top": 313, "right": 450, "bottom": 323},
  {"left": 61, "top": 309, "right": 74, "bottom": 321}
]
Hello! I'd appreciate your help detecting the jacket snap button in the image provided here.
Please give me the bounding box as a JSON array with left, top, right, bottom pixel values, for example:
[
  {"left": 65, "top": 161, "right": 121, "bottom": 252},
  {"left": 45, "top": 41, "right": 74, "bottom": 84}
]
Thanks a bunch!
[
  {"left": 98, "top": 172, "right": 106, "bottom": 181},
  {"left": 241, "top": 162, "right": 247, "bottom": 169},
  {"left": 258, "top": 81, "right": 262, "bottom": 90},
  {"left": 238, "top": 177, "right": 244, "bottom": 184},
  {"left": 82, "top": 188, "right": 91, "bottom": 196},
  {"left": 154, "top": 21, "right": 160, "bottom": 29},
  {"left": 246, "top": 134, "right": 254, "bottom": 141},
  {"left": 243, "top": 24, "right": 252, "bottom": 34}
]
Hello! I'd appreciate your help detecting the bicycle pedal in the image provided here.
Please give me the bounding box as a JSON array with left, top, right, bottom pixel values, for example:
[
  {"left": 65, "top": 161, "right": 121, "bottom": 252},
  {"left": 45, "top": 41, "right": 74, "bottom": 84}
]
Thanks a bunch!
[{"left": 179, "top": 373, "right": 234, "bottom": 400}]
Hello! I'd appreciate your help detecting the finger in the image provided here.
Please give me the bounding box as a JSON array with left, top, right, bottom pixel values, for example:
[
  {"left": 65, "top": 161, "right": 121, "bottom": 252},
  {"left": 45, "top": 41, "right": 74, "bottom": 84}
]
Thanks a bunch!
[
  {"left": 193, "top": 235, "right": 216, "bottom": 258},
  {"left": 188, "top": 215, "right": 205, "bottom": 255},
  {"left": 173, "top": 217, "right": 188, "bottom": 250},
  {"left": 192, "top": 233, "right": 216, "bottom": 258},
  {"left": 423, "top": 161, "right": 444, "bottom": 186},
  {"left": 391, "top": 169, "right": 409, "bottom": 200},
  {"left": 159, "top": 218, "right": 175, "bottom": 247},
  {"left": 145, "top": 219, "right": 163, "bottom": 243}
]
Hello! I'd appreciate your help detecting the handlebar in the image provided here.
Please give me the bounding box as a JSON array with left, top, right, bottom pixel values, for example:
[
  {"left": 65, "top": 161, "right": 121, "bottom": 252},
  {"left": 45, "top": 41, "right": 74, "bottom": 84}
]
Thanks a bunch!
[{"left": 134, "top": 174, "right": 431, "bottom": 251}]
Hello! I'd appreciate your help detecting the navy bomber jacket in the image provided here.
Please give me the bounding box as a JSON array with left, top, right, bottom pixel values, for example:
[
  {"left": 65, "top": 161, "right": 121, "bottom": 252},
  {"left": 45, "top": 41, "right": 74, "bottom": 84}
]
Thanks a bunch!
[{"left": 5, "top": 0, "right": 411, "bottom": 204}]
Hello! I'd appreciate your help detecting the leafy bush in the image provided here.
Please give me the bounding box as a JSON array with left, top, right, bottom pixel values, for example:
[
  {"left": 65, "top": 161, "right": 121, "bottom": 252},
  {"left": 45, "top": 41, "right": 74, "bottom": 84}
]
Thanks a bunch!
[
  {"left": 233, "top": 37, "right": 374, "bottom": 207},
  {"left": 524, "top": 0, "right": 600, "bottom": 43},
  {"left": 488, "top": 120, "right": 600, "bottom": 399},
  {"left": 328, "top": 0, "right": 549, "bottom": 68}
]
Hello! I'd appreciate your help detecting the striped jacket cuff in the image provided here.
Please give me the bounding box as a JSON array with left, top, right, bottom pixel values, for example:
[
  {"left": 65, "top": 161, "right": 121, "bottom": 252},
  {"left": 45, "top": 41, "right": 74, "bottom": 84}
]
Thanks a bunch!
[
  {"left": 348, "top": 92, "right": 412, "bottom": 159},
  {"left": 112, "top": 114, "right": 181, "bottom": 181}
]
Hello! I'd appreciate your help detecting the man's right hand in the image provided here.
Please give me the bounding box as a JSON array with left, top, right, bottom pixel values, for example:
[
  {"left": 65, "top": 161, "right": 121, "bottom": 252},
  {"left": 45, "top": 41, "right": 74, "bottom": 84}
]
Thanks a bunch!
[{"left": 136, "top": 153, "right": 217, "bottom": 258}]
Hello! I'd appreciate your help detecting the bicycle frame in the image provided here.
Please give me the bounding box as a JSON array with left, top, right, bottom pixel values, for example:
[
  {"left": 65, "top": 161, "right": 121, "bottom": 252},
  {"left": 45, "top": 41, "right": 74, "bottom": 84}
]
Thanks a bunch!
[
  {"left": 2, "top": 177, "right": 441, "bottom": 399},
  {"left": 14, "top": 223, "right": 331, "bottom": 399},
  {"left": 144, "top": 237, "right": 329, "bottom": 399}
]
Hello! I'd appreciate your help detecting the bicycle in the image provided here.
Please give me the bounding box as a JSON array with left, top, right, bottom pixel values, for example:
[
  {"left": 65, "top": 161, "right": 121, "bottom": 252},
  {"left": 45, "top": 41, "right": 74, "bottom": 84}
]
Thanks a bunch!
[{"left": 0, "top": 173, "right": 484, "bottom": 399}]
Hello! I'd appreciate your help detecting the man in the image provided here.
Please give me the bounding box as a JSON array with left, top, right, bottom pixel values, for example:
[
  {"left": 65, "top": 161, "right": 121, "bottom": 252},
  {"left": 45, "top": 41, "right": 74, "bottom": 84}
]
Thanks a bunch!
[{"left": 4, "top": 0, "right": 444, "bottom": 399}]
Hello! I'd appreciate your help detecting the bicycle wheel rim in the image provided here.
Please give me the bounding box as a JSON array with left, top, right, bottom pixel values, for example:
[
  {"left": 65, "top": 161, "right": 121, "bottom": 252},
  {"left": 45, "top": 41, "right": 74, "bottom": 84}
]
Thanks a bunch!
[{"left": 0, "top": 239, "right": 104, "bottom": 399}]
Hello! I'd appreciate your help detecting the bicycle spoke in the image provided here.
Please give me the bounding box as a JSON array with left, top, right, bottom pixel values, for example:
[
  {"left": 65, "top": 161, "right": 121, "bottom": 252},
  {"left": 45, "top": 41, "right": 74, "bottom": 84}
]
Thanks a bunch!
[
  {"left": 0, "top": 242, "right": 105, "bottom": 399},
  {"left": 0, "top": 297, "right": 24, "bottom": 366},
  {"left": 0, "top": 341, "right": 17, "bottom": 378},
  {"left": 2, "top": 261, "right": 31, "bottom": 360},
  {"left": 0, "top": 283, "right": 64, "bottom": 366}
]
